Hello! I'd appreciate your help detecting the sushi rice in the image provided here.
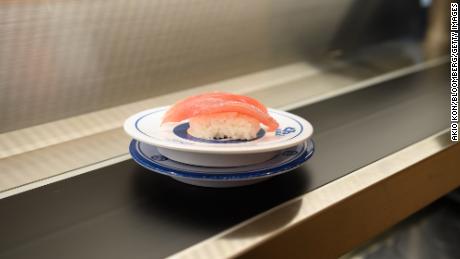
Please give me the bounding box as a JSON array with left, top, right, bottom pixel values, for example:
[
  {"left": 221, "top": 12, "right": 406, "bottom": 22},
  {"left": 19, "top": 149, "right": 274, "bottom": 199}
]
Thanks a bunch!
[{"left": 188, "top": 112, "right": 260, "bottom": 140}]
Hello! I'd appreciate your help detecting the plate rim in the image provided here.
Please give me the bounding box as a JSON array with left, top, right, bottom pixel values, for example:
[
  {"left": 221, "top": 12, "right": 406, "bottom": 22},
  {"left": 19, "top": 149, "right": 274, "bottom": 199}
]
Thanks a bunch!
[
  {"left": 129, "top": 139, "right": 315, "bottom": 181},
  {"left": 124, "top": 106, "right": 314, "bottom": 154}
]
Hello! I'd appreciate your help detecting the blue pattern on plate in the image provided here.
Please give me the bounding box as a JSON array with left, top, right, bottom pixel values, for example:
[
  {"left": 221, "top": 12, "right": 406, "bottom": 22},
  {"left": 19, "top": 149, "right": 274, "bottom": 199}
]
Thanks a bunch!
[
  {"left": 129, "top": 139, "right": 314, "bottom": 180},
  {"left": 134, "top": 108, "right": 305, "bottom": 144}
]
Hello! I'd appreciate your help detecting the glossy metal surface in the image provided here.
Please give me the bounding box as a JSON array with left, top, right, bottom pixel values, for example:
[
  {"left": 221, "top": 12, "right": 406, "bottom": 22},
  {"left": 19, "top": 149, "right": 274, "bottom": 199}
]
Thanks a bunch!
[
  {"left": 183, "top": 130, "right": 458, "bottom": 259},
  {"left": 0, "top": 65, "right": 450, "bottom": 258},
  {"left": 0, "top": 0, "right": 424, "bottom": 132}
]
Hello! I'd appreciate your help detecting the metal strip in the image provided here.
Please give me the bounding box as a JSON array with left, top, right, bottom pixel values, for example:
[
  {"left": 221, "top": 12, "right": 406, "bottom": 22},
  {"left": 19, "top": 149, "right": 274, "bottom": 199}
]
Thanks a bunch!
[
  {"left": 279, "top": 57, "right": 447, "bottom": 111},
  {"left": 168, "top": 130, "right": 458, "bottom": 259},
  {"left": 0, "top": 154, "right": 131, "bottom": 200}
]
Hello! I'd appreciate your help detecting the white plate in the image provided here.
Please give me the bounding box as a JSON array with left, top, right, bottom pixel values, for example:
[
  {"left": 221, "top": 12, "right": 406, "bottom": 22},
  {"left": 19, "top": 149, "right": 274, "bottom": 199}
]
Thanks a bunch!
[
  {"left": 129, "top": 139, "right": 314, "bottom": 187},
  {"left": 124, "top": 106, "right": 313, "bottom": 155}
]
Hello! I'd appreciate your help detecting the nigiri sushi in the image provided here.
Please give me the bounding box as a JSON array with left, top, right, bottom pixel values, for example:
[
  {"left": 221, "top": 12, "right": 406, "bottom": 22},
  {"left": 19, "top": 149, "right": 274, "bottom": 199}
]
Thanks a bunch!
[{"left": 162, "top": 92, "right": 279, "bottom": 140}]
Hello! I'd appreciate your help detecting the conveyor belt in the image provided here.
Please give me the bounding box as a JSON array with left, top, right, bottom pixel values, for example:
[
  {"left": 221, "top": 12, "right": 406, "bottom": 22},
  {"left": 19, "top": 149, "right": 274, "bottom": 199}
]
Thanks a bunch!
[{"left": 0, "top": 64, "right": 449, "bottom": 259}]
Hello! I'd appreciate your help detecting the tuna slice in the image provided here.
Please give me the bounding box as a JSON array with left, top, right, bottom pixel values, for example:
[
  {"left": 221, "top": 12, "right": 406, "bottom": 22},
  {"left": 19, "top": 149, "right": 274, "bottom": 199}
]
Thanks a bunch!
[{"left": 162, "top": 92, "right": 279, "bottom": 131}]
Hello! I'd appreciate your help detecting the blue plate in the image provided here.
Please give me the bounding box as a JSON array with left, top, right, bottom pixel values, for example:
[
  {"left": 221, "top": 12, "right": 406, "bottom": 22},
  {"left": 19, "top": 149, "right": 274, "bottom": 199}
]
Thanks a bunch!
[{"left": 130, "top": 139, "right": 314, "bottom": 186}]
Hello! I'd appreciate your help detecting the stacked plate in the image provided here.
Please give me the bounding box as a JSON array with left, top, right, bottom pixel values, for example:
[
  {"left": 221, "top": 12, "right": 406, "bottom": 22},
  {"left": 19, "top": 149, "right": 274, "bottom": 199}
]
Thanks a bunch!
[{"left": 124, "top": 107, "right": 315, "bottom": 187}]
